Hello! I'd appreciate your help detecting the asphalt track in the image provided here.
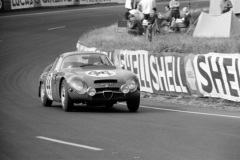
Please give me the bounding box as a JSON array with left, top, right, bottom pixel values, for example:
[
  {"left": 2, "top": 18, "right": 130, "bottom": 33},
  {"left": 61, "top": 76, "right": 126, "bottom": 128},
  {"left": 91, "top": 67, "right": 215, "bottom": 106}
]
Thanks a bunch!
[{"left": 0, "top": 1, "right": 240, "bottom": 160}]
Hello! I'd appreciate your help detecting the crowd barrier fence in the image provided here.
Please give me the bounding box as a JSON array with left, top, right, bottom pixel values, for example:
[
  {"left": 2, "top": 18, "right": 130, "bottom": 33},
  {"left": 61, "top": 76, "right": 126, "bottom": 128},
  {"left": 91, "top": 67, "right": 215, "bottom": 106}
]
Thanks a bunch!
[{"left": 76, "top": 41, "right": 240, "bottom": 102}]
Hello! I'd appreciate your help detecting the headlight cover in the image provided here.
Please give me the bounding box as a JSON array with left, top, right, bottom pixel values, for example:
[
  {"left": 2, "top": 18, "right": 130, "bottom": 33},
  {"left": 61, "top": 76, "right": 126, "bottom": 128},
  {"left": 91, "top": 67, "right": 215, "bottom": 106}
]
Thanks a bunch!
[
  {"left": 121, "top": 84, "right": 130, "bottom": 94},
  {"left": 69, "top": 78, "right": 87, "bottom": 94},
  {"left": 126, "top": 78, "right": 138, "bottom": 92},
  {"left": 87, "top": 87, "right": 96, "bottom": 96}
]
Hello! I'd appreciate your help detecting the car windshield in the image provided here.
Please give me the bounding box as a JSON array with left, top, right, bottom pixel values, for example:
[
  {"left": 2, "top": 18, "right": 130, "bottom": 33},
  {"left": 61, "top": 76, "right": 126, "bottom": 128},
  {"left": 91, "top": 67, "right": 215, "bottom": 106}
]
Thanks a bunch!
[{"left": 61, "top": 53, "right": 114, "bottom": 69}]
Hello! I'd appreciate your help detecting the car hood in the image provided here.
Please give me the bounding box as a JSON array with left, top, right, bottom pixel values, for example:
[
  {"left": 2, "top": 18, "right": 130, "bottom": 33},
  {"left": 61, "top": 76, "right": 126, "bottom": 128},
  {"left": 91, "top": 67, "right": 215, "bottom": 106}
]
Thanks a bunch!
[{"left": 63, "top": 67, "right": 137, "bottom": 85}]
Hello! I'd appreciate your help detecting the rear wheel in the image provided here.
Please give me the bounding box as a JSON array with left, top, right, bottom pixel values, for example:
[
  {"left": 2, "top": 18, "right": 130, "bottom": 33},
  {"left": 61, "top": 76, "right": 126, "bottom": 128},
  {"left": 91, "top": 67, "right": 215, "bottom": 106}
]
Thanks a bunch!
[
  {"left": 127, "top": 98, "right": 140, "bottom": 112},
  {"left": 40, "top": 83, "right": 52, "bottom": 107},
  {"left": 61, "top": 80, "right": 73, "bottom": 112}
]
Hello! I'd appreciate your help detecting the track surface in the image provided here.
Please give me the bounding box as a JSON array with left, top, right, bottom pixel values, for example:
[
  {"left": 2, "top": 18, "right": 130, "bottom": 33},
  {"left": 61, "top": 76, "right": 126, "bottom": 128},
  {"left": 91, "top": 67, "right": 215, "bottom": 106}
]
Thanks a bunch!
[{"left": 1, "top": 1, "right": 240, "bottom": 160}]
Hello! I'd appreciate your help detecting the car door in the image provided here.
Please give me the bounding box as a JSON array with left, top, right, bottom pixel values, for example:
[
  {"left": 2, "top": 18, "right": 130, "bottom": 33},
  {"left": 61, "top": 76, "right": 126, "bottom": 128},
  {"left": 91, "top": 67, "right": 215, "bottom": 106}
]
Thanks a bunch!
[
  {"left": 45, "top": 71, "right": 54, "bottom": 101},
  {"left": 51, "top": 56, "right": 63, "bottom": 101},
  {"left": 44, "top": 56, "right": 61, "bottom": 101}
]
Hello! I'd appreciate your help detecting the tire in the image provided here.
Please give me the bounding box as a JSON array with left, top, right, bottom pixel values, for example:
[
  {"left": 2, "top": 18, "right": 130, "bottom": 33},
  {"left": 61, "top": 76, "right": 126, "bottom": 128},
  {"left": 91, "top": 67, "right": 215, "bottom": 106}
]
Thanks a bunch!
[
  {"left": 40, "top": 83, "right": 52, "bottom": 107},
  {"left": 61, "top": 80, "right": 73, "bottom": 112},
  {"left": 126, "top": 97, "right": 140, "bottom": 112},
  {"left": 105, "top": 103, "right": 114, "bottom": 109},
  {"left": 0, "top": 0, "right": 2, "bottom": 11},
  {"left": 0, "top": 0, "right": 4, "bottom": 11}
]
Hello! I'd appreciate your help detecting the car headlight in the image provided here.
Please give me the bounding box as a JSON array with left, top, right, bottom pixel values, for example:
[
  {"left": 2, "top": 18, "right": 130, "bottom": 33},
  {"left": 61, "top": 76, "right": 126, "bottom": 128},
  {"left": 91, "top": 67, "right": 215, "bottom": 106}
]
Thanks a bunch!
[
  {"left": 69, "top": 78, "right": 87, "bottom": 94},
  {"left": 126, "top": 78, "right": 138, "bottom": 92},
  {"left": 121, "top": 84, "right": 130, "bottom": 94},
  {"left": 87, "top": 87, "right": 96, "bottom": 96}
]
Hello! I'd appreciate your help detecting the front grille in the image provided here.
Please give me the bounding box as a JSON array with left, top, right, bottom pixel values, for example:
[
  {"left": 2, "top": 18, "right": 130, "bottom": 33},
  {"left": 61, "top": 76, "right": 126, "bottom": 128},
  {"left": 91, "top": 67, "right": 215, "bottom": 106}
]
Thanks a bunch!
[
  {"left": 93, "top": 92, "right": 125, "bottom": 101},
  {"left": 94, "top": 79, "right": 118, "bottom": 83},
  {"left": 96, "top": 87, "right": 120, "bottom": 92},
  {"left": 103, "top": 91, "right": 113, "bottom": 100}
]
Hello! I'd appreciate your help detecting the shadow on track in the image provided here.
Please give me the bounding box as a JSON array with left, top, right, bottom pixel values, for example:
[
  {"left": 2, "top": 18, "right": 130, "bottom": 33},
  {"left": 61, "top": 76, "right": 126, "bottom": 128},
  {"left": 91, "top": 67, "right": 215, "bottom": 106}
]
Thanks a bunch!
[
  {"left": 48, "top": 104, "right": 133, "bottom": 114},
  {"left": 42, "top": 103, "right": 170, "bottom": 114}
]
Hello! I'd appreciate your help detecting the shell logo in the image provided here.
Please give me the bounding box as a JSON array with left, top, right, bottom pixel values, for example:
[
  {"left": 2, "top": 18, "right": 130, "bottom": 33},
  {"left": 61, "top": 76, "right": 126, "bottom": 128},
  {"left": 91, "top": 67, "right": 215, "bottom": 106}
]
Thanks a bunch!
[{"left": 86, "top": 70, "right": 116, "bottom": 77}]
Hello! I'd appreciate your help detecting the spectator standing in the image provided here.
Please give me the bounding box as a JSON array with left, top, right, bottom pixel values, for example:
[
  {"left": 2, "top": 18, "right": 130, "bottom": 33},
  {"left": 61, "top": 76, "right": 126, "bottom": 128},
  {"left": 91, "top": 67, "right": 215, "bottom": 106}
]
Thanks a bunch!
[
  {"left": 125, "top": 0, "right": 137, "bottom": 11},
  {"left": 169, "top": 0, "right": 180, "bottom": 19},
  {"left": 137, "top": 0, "right": 157, "bottom": 20},
  {"left": 169, "top": 0, "right": 180, "bottom": 32},
  {"left": 220, "top": 0, "right": 233, "bottom": 14}
]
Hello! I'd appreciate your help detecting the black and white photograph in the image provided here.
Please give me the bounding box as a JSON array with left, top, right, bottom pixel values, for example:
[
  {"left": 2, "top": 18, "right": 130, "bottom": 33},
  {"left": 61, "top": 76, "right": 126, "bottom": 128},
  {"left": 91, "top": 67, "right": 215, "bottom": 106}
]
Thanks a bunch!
[{"left": 0, "top": 0, "right": 240, "bottom": 159}]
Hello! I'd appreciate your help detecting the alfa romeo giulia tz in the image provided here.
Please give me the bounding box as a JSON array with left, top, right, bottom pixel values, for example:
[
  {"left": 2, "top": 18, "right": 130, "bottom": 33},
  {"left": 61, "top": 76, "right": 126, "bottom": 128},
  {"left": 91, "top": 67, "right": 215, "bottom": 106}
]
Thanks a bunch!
[{"left": 38, "top": 51, "right": 140, "bottom": 112}]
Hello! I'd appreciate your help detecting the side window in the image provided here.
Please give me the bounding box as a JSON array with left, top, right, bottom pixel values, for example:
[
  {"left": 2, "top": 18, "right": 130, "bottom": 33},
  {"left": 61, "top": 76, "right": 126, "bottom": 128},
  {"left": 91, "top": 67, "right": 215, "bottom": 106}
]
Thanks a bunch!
[
  {"left": 54, "top": 57, "right": 63, "bottom": 71},
  {"left": 51, "top": 57, "right": 63, "bottom": 71},
  {"left": 50, "top": 57, "right": 59, "bottom": 71}
]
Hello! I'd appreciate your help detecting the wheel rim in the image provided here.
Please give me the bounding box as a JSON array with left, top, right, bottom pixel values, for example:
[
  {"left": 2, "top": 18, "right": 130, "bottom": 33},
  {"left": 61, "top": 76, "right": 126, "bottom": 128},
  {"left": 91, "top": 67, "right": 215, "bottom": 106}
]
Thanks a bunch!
[
  {"left": 61, "top": 85, "right": 65, "bottom": 107},
  {"left": 40, "top": 84, "right": 45, "bottom": 102}
]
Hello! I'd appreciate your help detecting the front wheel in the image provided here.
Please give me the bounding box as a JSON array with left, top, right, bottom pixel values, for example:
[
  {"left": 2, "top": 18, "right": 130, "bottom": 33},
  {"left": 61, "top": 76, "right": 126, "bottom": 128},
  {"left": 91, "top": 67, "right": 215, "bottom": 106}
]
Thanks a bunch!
[
  {"left": 126, "top": 98, "right": 140, "bottom": 112},
  {"left": 0, "top": 0, "right": 3, "bottom": 11},
  {"left": 40, "top": 83, "right": 52, "bottom": 107},
  {"left": 61, "top": 80, "right": 73, "bottom": 112}
]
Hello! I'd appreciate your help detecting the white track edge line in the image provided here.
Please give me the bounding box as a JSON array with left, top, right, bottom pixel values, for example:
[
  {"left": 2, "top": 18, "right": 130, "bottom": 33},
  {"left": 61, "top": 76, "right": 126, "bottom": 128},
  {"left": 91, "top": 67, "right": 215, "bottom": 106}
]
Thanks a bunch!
[
  {"left": 48, "top": 26, "right": 66, "bottom": 30},
  {"left": 119, "top": 103, "right": 240, "bottom": 119},
  {"left": 36, "top": 136, "right": 103, "bottom": 151},
  {"left": 140, "top": 105, "right": 240, "bottom": 119}
]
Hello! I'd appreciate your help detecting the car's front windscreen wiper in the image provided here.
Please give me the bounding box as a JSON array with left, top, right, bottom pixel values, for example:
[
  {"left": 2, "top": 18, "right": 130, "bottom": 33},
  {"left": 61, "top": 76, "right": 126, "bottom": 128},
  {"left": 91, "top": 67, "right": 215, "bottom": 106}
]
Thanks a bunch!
[{"left": 80, "top": 64, "right": 94, "bottom": 67}]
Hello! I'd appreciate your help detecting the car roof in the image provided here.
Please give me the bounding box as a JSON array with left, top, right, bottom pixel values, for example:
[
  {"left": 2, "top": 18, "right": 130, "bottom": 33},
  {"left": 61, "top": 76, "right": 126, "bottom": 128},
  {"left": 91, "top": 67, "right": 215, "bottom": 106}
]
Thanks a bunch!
[{"left": 60, "top": 51, "right": 106, "bottom": 58}]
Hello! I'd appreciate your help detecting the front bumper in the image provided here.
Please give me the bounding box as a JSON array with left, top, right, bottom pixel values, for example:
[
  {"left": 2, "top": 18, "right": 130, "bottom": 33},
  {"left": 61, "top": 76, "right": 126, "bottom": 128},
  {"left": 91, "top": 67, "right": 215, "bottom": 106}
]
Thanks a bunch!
[{"left": 68, "top": 88, "right": 140, "bottom": 103}]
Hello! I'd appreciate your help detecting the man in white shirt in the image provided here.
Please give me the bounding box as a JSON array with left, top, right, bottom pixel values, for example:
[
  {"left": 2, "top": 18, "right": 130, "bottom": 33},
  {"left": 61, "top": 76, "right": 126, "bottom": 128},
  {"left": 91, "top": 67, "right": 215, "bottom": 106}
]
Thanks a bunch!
[
  {"left": 137, "top": 0, "right": 156, "bottom": 20},
  {"left": 129, "top": 9, "right": 145, "bottom": 20},
  {"left": 125, "top": 9, "right": 145, "bottom": 35},
  {"left": 125, "top": 0, "right": 137, "bottom": 11}
]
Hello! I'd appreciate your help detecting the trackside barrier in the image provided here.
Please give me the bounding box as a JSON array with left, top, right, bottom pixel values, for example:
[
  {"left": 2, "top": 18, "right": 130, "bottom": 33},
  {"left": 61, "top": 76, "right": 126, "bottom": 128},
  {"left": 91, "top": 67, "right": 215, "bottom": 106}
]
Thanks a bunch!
[
  {"left": 1, "top": 0, "right": 11, "bottom": 11},
  {"left": 1, "top": 0, "right": 123, "bottom": 11},
  {"left": 76, "top": 41, "right": 240, "bottom": 102}
]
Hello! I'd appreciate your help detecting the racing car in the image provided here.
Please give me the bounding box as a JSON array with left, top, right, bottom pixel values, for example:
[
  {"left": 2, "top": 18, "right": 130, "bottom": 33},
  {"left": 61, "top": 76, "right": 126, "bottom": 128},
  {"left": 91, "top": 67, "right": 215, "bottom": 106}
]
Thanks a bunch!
[{"left": 38, "top": 51, "right": 140, "bottom": 112}]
